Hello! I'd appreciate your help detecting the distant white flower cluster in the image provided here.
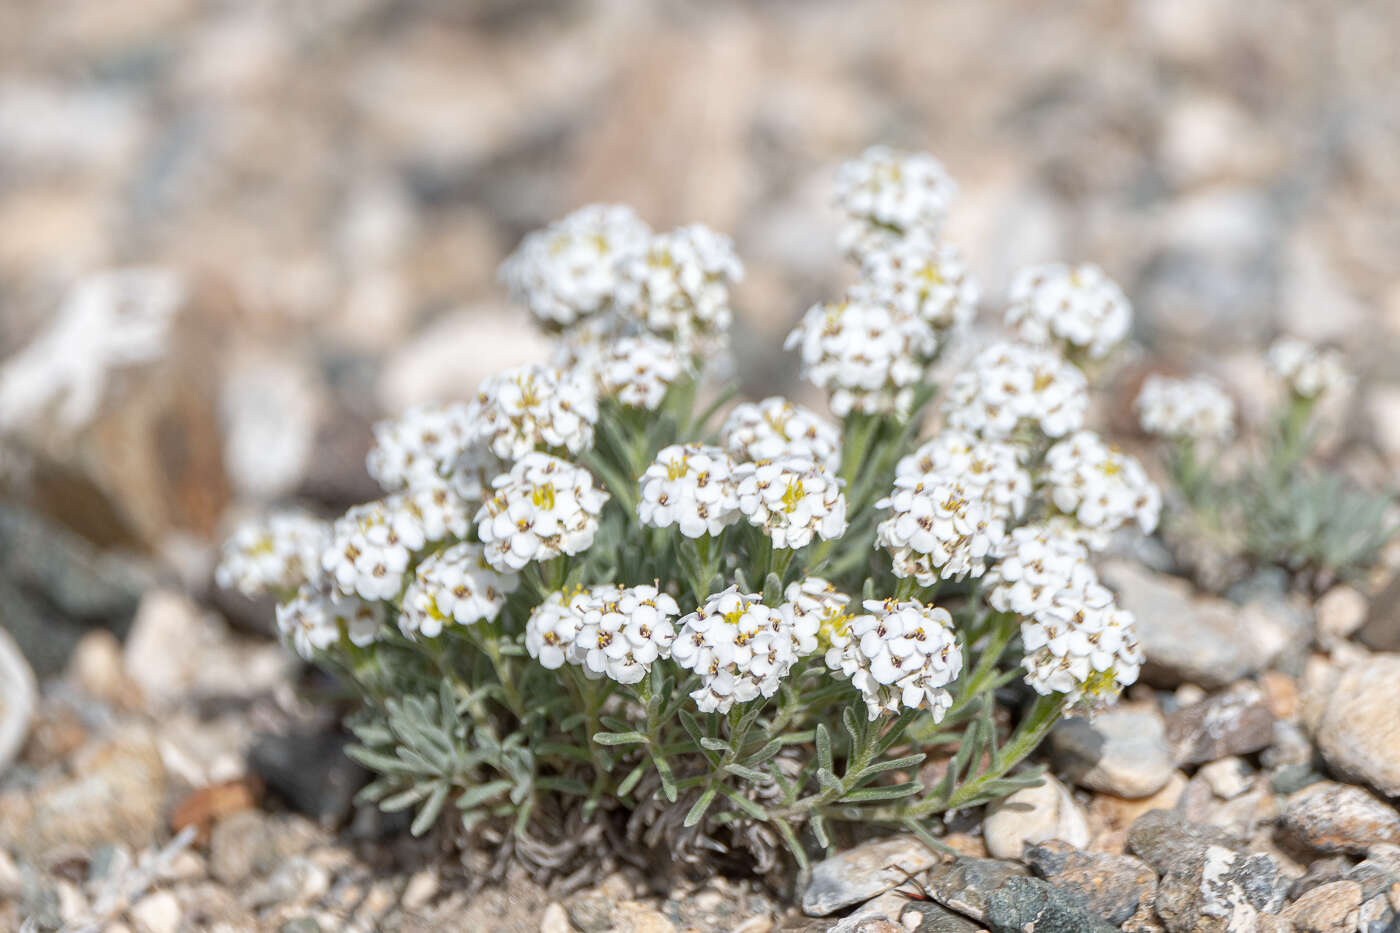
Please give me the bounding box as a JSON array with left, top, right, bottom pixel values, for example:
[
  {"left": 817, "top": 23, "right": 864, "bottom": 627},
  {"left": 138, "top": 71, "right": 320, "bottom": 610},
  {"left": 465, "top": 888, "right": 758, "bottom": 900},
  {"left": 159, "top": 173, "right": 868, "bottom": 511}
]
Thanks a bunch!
[
  {"left": 498, "top": 204, "right": 651, "bottom": 329},
  {"left": 614, "top": 224, "right": 744, "bottom": 350},
  {"left": 834, "top": 146, "right": 958, "bottom": 258},
  {"left": 323, "top": 484, "right": 472, "bottom": 602},
  {"left": 215, "top": 510, "right": 330, "bottom": 598},
  {"left": 723, "top": 397, "right": 841, "bottom": 472},
  {"left": 473, "top": 364, "right": 598, "bottom": 461},
  {"left": 1135, "top": 374, "right": 1236, "bottom": 445},
  {"left": 852, "top": 233, "right": 978, "bottom": 333},
  {"left": 399, "top": 542, "right": 517, "bottom": 638},
  {"left": 1267, "top": 336, "right": 1350, "bottom": 400},
  {"left": 595, "top": 335, "right": 688, "bottom": 410},
  {"left": 276, "top": 585, "right": 383, "bottom": 660},
  {"left": 1006, "top": 262, "right": 1132, "bottom": 360},
  {"left": 366, "top": 401, "right": 484, "bottom": 494}
]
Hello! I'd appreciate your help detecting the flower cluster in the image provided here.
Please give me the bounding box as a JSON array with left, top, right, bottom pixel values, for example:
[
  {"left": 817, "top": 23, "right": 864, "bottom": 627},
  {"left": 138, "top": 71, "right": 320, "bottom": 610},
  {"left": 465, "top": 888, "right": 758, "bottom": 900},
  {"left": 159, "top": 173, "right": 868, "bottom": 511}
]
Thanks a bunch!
[
  {"left": 734, "top": 456, "right": 848, "bottom": 549},
  {"left": 498, "top": 203, "right": 651, "bottom": 329},
  {"left": 399, "top": 542, "right": 518, "bottom": 638},
  {"left": 1267, "top": 336, "right": 1350, "bottom": 399},
  {"left": 1005, "top": 263, "right": 1131, "bottom": 360},
  {"left": 672, "top": 588, "right": 796, "bottom": 714},
  {"left": 276, "top": 584, "right": 384, "bottom": 659},
  {"left": 323, "top": 484, "right": 472, "bottom": 601},
  {"left": 853, "top": 233, "right": 978, "bottom": 333},
  {"left": 614, "top": 224, "right": 743, "bottom": 349},
  {"left": 779, "top": 577, "right": 853, "bottom": 658},
  {"left": 524, "top": 584, "right": 680, "bottom": 684},
  {"left": 894, "top": 432, "right": 1031, "bottom": 524},
  {"left": 1134, "top": 374, "right": 1236, "bottom": 445},
  {"left": 473, "top": 365, "right": 598, "bottom": 462},
  {"left": 366, "top": 401, "right": 491, "bottom": 497},
  {"left": 1044, "top": 431, "right": 1160, "bottom": 547},
  {"left": 476, "top": 453, "right": 608, "bottom": 572},
  {"left": 638, "top": 444, "right": 740, "bottom": 538},
  {"left": 942, "top": 341, "right": 1088, "bottom": 440},
  {"left": 595, "top": 334, "right": 688, "bottom": 410},
  {"left": 876, "top": 471, "right": 1004, "bottom": 582},
  {"left": 987, "top": 522, "right": 1143, "bottom": 706},
  {"left": 834, "top": 146, "right": 958, "bottom": 257},
  {"left": 846, "top": 600, "right": 961, "bottom": 721},
  {"left": 722, "top": 397, "right": 841, "bottom": 472},
  {"left": 215, "top": 510, "right": 330, "bottom": 598},
  {"left": 785, "top": 299, "right": 935, "bottom": 417}
]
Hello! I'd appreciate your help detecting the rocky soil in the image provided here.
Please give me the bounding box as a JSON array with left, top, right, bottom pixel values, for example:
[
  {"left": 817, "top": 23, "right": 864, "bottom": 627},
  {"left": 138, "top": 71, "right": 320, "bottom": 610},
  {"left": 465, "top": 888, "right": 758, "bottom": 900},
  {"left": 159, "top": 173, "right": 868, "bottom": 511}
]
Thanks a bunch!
[{"left": 4, "top": 0, "right": 1400, "bottom": 931}]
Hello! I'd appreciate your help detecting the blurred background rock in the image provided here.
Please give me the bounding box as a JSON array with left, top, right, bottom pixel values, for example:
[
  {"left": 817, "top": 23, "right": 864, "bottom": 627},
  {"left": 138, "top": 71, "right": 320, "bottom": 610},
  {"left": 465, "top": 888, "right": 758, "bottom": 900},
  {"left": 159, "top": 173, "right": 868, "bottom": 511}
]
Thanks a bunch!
[{"left": 1, "top": 0, "right": 1398, "bottom": 668}]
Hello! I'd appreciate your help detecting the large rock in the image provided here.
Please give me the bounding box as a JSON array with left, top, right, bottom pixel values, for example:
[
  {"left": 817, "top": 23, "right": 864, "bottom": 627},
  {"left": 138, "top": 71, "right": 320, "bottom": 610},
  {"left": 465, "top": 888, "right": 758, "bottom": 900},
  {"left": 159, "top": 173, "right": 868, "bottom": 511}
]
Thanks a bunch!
[
  {"left": 1126, "top": 808, "right": 1242, "bottom": 874},
  {"left": 982, "top": 776, "right": 1089, "bottom": 860},
  {"left": 0, "top": 628, "right": 36, "bottom": 775},
  {"left": 982, "top": 875, "right": 1119, "bottom": 933},
  {"left": 800, "top": 835, "right": 938, "bottom": 916},
  {"left": 1282, "top": 879, "right": 1363, "bottom": 932},
  {"left": 920, "top": 857, "right": 1029, "bottom": 922},
  {"left": 1279, "top": 782, "right": 1400, "bottom": 854},
  {"left": 1024, "top": 840, "right": 1158, "bottom": 926},
  {"left": 1100, "top": 561, "right": 1271, "bottom": 687},
  {"left": 1314, "top": 656, "right": 1400, "bottom": 797},
  {"left": 1052, "top": 706, "right": 1174, "bottom": 798},
  {"left": 1154, "top": 845, "right": 1289, "bottom": 933}
]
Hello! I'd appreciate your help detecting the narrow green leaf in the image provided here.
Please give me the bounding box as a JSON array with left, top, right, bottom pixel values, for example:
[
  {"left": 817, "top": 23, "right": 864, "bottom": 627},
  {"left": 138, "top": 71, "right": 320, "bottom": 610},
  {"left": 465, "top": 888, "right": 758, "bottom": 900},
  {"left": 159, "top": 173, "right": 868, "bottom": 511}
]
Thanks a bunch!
[
  {"left": 772, "top": 817, "right": 809, "bottom": 871},
  {"left": 816, "top": 768, "right": 842, "bottom": 794},
  {"left": 723, "top": 762, "right": 768, "bottom": 782},
  {"left": 593, "top": 731, "right": 649, "bottom": 747},
  {"left": 457, "top": 780, "right": 513, "bottom": 809},
  {"left": 815, "top": 724, "right": 833, "bottom": 774},
  {"left": 535, "top": 777, "right": 590, "bottom": 796},
  {"left": 859, "top": 752, "right": 926, "bottom": 777},
  {"left": 617, "top": 762, "right": 646, "bottom": 798},
  {"left": 683, "top": 786, "right": 718, "bottom": 827},
  {"left": 699, "top": 736, "right": 730, "bottom": 753},
  {"left": 810, "top": 812, "right": 831, "bottom": 849},
  {"left": 841, "top": 782, "right": 923, "bottom": 802},
  {"left": 717, "top": 784, "right": 768, "bottom": 820},
  {"left": 654, "top": 752, "right": 678, "bottom": 803},
  {"left": 411, "top": 783, "right": 449, "bottom": 836}
]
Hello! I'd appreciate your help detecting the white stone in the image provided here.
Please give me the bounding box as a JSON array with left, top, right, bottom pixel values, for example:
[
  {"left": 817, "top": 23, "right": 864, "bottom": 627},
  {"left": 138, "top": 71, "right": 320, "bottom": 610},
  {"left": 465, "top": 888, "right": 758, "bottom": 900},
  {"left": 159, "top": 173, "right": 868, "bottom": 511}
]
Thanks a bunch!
[
  {"left": 1315, "top": 586, "right": 1369, "bottom": 648},
  {"left": 983, "top": 775, "right": 1089, "bottom": 860},
  {"left": 539, "top": 902, "right": 573, "bottom": 933},
  {"left": 0, "top": 628, "right": 37, "bottom": 776},
  {"left": 129, "top": 889, "right": 182, "bottom": 933}
]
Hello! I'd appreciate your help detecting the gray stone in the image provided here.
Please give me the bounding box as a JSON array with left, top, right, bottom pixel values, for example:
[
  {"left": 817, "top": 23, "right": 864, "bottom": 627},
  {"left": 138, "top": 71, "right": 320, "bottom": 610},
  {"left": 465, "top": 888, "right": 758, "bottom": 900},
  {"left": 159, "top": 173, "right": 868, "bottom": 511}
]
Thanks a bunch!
[
  {"left": 1356, "top": 892, "right": 1397, "bottom": 933},
  {"left": 1165, "top": 685, "right": 1275, "bottom": 765},
  {"left": 983, "top": 775, "right": 1089, "bottom": 859},
  {"left": 1100, "top": 561, "right": 1270, "bottom": 688},
  {"left": 249, "top": 728, "right": 368, "bottom": 826},
  {"left": 208, "top": 809, "right": 276, "bottom": 885},
  {"left": 1052, "top": 707, "right": 1174, "bottom": 798},
  {"left": 1126, "top": 808, "right": 1242, "bottom": 874},
  {"left": 1356, "top": 572, "right": 1400, "bottom": 652},
  {"left": 983, "top": 876, "right": 1119, "bottom": 933},
  {"left": 1024, "top": 840, "right": 1158, "bottom": 925},
  {"left": 920, "top": 857, "right": 1028, "bottom": 922},
  {"left": 1154, "top": 845, "right": 1288, "bottom": 933},
  {"left": 800, "top": 835, "right": 938, "bottom": 916},
  {"left": 1314, "top": 656, "right": 1400, "bottom": 797},
  {"left": 1280, "top": 782, "right": 1400, "bottom": 854},
  {"left": 896, "top": 900, "right": 982, "bottom": 932},
  {"left": 0, "top": 628, "right": 36, "bottom": 775}
]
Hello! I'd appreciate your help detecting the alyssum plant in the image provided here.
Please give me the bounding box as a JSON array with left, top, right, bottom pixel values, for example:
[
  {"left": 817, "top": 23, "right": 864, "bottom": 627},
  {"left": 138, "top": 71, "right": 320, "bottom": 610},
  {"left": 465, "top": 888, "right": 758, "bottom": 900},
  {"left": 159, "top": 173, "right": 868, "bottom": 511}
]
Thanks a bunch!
[
  {"left": 218, "top": 147, "right": 1161, "bottom": 875},
  {"left": 1135, "top": 339, "right": 1397, "bottom": 593}
]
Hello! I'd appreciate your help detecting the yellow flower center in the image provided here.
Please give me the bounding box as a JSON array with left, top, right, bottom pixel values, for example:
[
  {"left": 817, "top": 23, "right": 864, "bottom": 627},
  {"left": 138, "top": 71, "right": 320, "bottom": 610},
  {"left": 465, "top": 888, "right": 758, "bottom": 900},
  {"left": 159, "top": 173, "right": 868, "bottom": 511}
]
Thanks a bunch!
[
  {"left": 531, "top": 483, "right": 557, "bottom": 510},
  {"left": 780, "top": 478, "right": 806, "bottom": 513}
]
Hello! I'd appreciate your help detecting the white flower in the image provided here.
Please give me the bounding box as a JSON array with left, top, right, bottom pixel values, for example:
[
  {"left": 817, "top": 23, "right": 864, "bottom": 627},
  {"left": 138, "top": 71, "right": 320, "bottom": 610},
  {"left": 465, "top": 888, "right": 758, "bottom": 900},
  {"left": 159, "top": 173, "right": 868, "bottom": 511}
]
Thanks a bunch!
[
  {"left": 1018, "top": 562, "right": 1143, "bottom": 707},
  {"left": 216, "top": 510, "right": 330, "bottom": 597},
  {"left": 574, "top": 584, "right": 681, "bottom": 684},
  {"left": 1134, "top": 374, "right": 1236, "bottom": 445},
  {"left": 597, "top": 334, "right": 688, "bottom": 410},
  {"left": 276, "top": 583, "right": 384, "bottom": 659},
  {"left": 942, "top": 341, "right": 1088, "bottom": 440},
  {"left": 614, "top": 224, "right": 743, "bottom": 348},
  {"left": 985, "top": 521, "right": 1092, "bottom": 617},
  {"left": 834, "top": 146, "right": 958, "bottom": 258},
  {"left": 474, "top": 364, "right": 598, "bottom": 462},
  {"left": 399, "top": 542, "right": 519, "bottom": 638},
  {"left": 1267, "top": 337, "right": 1351, "bottom": 400},
  {"left": 1043, "top": 431, "right": 1161, "bottom": 547},
  {"left": 785, "top": 299, "right": 937, "bottom": 417},
  {"left": 893, "top": 431, "right": 1031, "bottom": 524},
  {"left": 876, "top": 473, "right": 1005, "bottom": 582},
  {"left": 499, "top": 204, "right": 652, "bottom": 329},
  {"left": 637, "top": 444, "right": 741, "bottom": 538},
  {"left": 672, "top": 587, "right": 796, "bottom": 714},
  {"left": 846, "top": 599, "right": 962, "bottom": 721},
  {"left": 524, "top": 591, "right": 586, "bottom": 670},
  {"left": 366, "top": 401, "right": 498, "bottom": 498},
  {"left": 322, "top": 483, "right": 472, "bottom": 601},
  {"left": 722, "top": 397, "right": 841, "bottom": 472},
  {"left": 734, "top": 456, "right": 848, "bottom": 549},
  {"left": 852, "top": 232, "right": 978, "bottom": 332},
  {"left": 779, "top": 577, "right": 854, "bottom": 658},
  {"left": 476, "top": 453, "right": 609, "bottom": 572},
  {"left": 1005, "top": 263, "right": 1131, "bottom": 360}
]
